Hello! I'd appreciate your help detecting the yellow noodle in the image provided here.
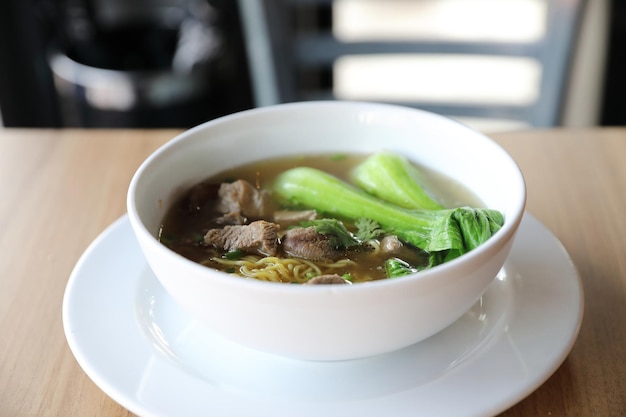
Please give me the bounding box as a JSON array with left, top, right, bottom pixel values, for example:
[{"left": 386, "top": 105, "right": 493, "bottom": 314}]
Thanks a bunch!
[{"left": 210, "top": 255, "right": 356, "bottom": 283}]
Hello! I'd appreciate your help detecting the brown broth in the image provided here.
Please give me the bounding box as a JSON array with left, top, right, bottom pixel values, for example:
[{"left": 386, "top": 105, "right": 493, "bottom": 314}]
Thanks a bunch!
[{"left": 159, "top": 153, "right": 482, "bottom": 283}]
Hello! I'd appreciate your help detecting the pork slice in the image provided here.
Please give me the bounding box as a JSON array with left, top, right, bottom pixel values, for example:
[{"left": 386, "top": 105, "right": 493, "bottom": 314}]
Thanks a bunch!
[
  {"left": 380, "top": 235, "right": 403, "bottom": 254},
  {"left": 214, "top": 211, "right": 247, "bottom": 226},
  {"left": 281, "top": 226, "right": 344, "bottom": 262},
  {"left": 379, "top": 234, "right": 421, "bottom": 261},
  {"left": 204, "top": 220, "right": 280, "bottom": 256},
  {"left": 305, "top": 274, "right": 351, "bottom": 285},
  {"left": 178, "top": 182, "right": 220, "bottom": 214},
  {"left": 216, "top": 180, "right": 274, "bottom": 218},
  {"left": 273, "top": 209, "right": 317, "bottom": 227}
]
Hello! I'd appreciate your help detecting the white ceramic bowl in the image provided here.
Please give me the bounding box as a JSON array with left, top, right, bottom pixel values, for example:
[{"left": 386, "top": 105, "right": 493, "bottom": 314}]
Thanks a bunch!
[{"left": 127, "top": 101, "right": 526, "bottom": 361}]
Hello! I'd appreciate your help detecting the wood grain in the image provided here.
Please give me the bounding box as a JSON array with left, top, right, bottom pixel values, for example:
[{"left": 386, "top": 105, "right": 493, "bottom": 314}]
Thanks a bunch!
[
  {"left": 1, "top": 128, "right": 624, "bottom": 417},
  {"left": 492, "top": 128, "right": 626, "bottom": 417}
]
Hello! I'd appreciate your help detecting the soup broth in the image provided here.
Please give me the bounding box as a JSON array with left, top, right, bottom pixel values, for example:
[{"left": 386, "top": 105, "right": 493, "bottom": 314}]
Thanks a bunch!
[{"left": 159, "top": 153, "right": 483, "bottom": 284}]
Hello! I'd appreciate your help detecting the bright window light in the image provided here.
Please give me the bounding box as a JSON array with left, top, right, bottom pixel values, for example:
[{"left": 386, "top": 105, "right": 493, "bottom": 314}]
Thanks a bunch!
[
  {"left": 334, "top": 54, "right": 542, "bottom": 105},
  {"left": 333, "top": 0, "right": 547, "bottom": 42}
]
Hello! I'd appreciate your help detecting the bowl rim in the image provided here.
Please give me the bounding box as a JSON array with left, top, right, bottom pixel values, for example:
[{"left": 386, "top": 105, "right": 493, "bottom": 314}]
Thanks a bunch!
[{"left": 127, "top": 101, "right": 527, "bottom": 294}]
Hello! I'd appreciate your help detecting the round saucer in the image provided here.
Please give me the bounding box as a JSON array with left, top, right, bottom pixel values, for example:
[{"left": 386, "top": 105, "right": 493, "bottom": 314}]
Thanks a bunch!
[{"left": 63, "top": 213, "right": 582, "bottom": 417}]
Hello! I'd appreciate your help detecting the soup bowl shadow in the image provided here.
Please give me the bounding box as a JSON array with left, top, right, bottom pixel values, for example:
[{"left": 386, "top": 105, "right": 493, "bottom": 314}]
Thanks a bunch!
[{"left": 127, "top": 101, "right": 526, "bottom": 361}]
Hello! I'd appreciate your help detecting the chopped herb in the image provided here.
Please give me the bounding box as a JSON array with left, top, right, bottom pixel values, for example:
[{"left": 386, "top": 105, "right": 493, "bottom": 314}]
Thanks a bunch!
[
  {"left": 191, "top": 232, "right": 205, "bottom": 243},
  {"left": 355, "top": 218, "right": 385, "bottom": 242},
  {"left": 159, "top": 235, "right": 175, "bottom": 246},
  {"left": 224, "top": 249, "right": 246, "bottom": 260},
  {"left": 300, "top": 218, "right": 359, "bottom": 249},
  {"left": 385, "top": 258, "right": 419, "bottom": 278},
  {"left": 330, "top": 153, "right": 348, "bottom": 161}
]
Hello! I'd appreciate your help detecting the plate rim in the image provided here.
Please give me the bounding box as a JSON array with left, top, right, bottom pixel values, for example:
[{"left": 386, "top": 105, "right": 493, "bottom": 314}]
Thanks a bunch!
[{"left": 62, "top": 212, "right": 583, "bottom": 417}]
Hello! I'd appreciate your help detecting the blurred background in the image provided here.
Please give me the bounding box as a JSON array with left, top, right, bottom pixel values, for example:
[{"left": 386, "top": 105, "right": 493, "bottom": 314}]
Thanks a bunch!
[{"left": 0, "top": 0, "right": 621, "bottom": 133}]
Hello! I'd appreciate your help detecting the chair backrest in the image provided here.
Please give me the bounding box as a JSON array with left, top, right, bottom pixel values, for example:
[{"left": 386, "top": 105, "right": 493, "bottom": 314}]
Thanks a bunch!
[{"left": 238, "top": 0, "right": 586, "bottom": 129}]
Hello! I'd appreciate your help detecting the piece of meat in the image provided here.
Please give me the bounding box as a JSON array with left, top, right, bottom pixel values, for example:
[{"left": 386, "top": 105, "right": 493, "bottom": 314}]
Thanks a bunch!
[
  {"left": 379, "top": 234, "right": 422, "bottom": 261},
  {"left": 216, "top": 180, "right": 274, "bottom": 218},
  {"left": 380, "top": 235, "right": 403, "bottom": 254},
  {"left": 273, "top": 209, "right": 317, "bottom": 227},
  {"left": 281, "top": 226, "right": 344, "bottom": 261},
  {"left": 178, "top": 182, "right": 220, "bottom": 214},
  {"left": 214, "top": 211, "right": 246, "bottom": 226},
  {"left": 305, "top": 274, "right": 351, "bottom": 285},
  {"left": 204, "top": 220, "right": 280, "bottom": 256}
]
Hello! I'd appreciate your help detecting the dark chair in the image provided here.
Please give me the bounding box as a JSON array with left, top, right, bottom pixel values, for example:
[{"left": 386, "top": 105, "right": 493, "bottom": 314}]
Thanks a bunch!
[{"left": 238, "top": 0, "right": 586, "bottom": 129}]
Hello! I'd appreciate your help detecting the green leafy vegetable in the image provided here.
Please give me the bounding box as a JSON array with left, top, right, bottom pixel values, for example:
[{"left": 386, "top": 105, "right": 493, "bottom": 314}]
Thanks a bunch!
[
  {"left": 385, "top": 258, "right": 419, "bottom": 278},
  {"left": 352, "top": 151, "right": 444, "bottom": 210},
  {"left": 273, "top": 166, "right": 503, "bottom": 266},
  {"left": 300, "top": 218, "right": 359, "bottom": 249},
  {"left": 330, "top": 153, "right": 348, "bottom": 161},
  {"left": 190, "top": 232, "right": 205, "bottom": 244},
  {"left": 354, "top": 218, "right": 385, "bottom": 241},
  {"left": 224, "top": 249, "right": 246, "bottom": 260}
]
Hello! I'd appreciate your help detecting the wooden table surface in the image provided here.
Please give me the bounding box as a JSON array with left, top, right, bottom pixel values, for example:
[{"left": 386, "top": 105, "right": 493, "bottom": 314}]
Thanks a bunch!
[{"left": 1, "top": 127, "right": 625, "bottom": 416}]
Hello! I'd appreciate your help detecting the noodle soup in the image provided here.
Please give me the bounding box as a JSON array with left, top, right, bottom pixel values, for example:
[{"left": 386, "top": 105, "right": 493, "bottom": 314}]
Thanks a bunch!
[
  {"left": 128, "top": 101, "right": 526, "bottom": 360},
  {"left": 158, "top": 153, "right": 482, "bottom": 284}
]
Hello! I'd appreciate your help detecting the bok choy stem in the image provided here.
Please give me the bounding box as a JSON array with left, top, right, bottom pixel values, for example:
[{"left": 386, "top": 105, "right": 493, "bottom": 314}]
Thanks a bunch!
[
  {"left": 273, "top": 166, "right": 503, "bottom": 265},
  {"left": 352, "top": 151, "right": 444, "bottom": 210}
]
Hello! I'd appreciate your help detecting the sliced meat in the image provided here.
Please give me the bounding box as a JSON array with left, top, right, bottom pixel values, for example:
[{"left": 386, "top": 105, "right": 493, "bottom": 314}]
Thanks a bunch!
[
  {"left": 214, "top": 211, "right": 246, "bottom": 226},
  {"left": 379, "top": 234, "right": 421, "bottom": 261},
  {"left": 178, "top": 182, "right": 220, "bottom": 214},
  {"left": 273, "top": 209, "right": 317, "bottom": 227},
  {"left": 204, "top": 220, "right": 280, "bottom": 256},
  {"left": 305, "top": 274, "right": 351, "bottom": 285},
  {"left": 281, "top": 226, "right": 344, "bottom": 261},
  {"left": 216, "top": 180, "right": 274, "bottom": 218},
  {"left": 380, "top": 235, "right": 404, "bottom": 254}
]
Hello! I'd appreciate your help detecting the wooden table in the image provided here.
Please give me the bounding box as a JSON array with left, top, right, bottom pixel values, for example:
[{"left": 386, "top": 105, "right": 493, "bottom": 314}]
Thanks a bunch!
[{"left": 1, "top": 128, "right": 624, "bottom": 416}]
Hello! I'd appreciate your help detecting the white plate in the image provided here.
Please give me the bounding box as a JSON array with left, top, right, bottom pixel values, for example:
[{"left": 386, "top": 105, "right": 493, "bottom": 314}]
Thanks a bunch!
[{"left": 63, "top": 213, "right": 583, "bottom": 417}]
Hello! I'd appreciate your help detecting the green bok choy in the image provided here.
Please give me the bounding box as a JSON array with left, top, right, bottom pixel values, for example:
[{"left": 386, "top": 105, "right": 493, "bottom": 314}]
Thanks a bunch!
[
  {"left": 352, "top": 151, "right": 444, "bottom": 210},
  {"left": 273, "top": 156, "right": 504, "bottom": 266}
]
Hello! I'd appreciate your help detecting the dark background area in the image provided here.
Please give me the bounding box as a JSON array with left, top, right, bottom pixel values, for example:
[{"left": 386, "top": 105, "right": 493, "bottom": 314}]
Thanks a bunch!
[
  {"left": 0, "top": 0, "right": 624, "bottom": 128},
  {"left": 0, "top": 0, "right": 253, "bottom": 128},
  {"left": 600, "top": 1, "right": 626, "bottom": 125}
]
